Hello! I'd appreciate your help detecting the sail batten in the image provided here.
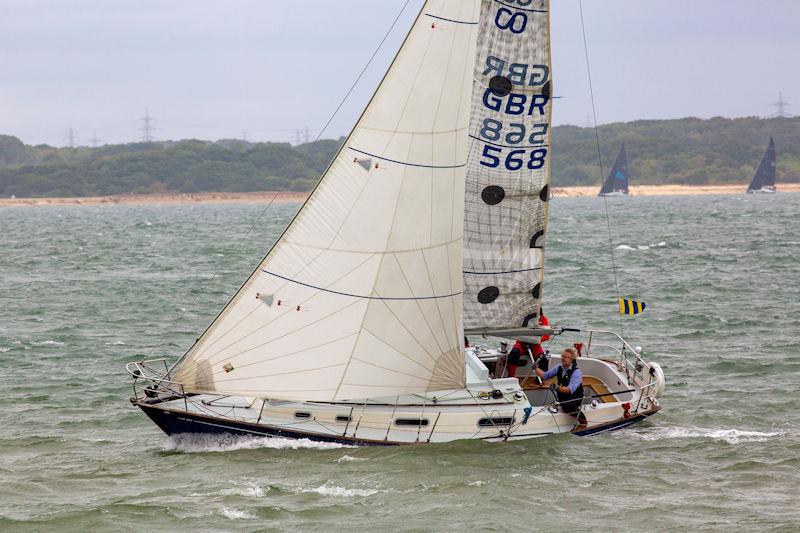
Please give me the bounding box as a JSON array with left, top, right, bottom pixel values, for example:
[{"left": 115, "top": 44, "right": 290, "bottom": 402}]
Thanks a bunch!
[
  {"left": 172, "top": 0, "right": 480, "bottom": 402},
  {"left": 462, "top": 0, "right": 553, "bottom": 331}
]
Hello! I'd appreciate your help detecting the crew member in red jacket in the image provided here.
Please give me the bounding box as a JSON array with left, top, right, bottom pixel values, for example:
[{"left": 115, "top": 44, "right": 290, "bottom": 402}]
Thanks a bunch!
[{"left": 505, "top": 311, "right": 550, "bottom": 377}]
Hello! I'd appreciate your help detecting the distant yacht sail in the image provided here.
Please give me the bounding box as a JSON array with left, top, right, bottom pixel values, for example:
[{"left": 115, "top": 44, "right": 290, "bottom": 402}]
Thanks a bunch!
[
  {"left": 746, "top": 137, "right": 777, "bottom": 194},
  {"left": 598, "top": 144, "right": 629, "bottom": 196}
]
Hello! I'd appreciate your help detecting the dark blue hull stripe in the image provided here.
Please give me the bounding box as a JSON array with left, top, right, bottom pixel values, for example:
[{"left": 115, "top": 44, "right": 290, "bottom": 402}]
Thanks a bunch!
[
  {"left": 572, "top": 412, "right": 655, "bottom": 437},
  {"left": 138, "top": 402, "right": 396, "bottom": 446},
  {"left": 139, "top": 402, "right": 659, "bottom": 444}
]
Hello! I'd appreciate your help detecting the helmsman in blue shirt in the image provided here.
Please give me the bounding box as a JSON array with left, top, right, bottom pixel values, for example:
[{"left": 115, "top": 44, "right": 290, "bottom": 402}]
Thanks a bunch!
[{"left": 534, "top": 347, "right": 585, "bottom": 415}]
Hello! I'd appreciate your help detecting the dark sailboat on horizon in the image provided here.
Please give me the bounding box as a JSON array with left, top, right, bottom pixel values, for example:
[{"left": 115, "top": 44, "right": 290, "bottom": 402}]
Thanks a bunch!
[
  {"left": 746, "top": 137, "right": 777, "bottom": 194},
  {"left": 598, "top": 144, "right": 630, "bottom": 196}
]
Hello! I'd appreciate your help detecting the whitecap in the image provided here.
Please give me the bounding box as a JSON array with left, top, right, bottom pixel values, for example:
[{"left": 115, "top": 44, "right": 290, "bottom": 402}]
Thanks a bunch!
[
  {"left": 220, "top": 507, "right": 255, "bottom": 520},
  {"left": 163, "top": 433, "right": 356, "bottom": 453},
  {"left": 0, "top": 347, "right": 10, "bottom": 353},
  {"left": 301, "top": 481, "right": 379, "bottom": 498},
  {"left": 32, "top": 340, "right": 65, "bottom": 346},
  {"left": 337, "top": 454, "right": 366, "bottom": 463},
  {"left": 617, "top": 242, "right": 666, "bottom": 252},
  {"left": 467, "top": 480, "right": 485, "bottom": 486},
  {"left": 221, "top": 481, "right": 267, "bottom": 498},
  {"left": 630, "top": 426, "right": 784, "bottom": 444}
]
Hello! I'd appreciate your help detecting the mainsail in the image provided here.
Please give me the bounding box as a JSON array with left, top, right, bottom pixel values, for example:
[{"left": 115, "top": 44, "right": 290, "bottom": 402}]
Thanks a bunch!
[
  {"left": 598, "top": 144, "right": 629, "bottom": 195},
  {"left": 172, "top": 0, "right": 480, "bottom": 401},
  {"left": 747, "top": 137, "right": 777, "bottom": 192},
  {"left": 462, "top": 0, "right": 553, "bottom": 332}
]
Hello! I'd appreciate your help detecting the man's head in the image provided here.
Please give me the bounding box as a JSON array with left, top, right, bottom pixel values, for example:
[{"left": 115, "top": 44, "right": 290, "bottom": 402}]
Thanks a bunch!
[{"left": 561, "top": 348, "right": 577, "bottom": 367}]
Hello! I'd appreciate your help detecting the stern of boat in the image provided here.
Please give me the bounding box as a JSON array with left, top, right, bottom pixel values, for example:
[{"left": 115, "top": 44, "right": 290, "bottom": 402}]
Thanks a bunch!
[{"left": 470, "top": 328, "right": 665, "bottom": 437}]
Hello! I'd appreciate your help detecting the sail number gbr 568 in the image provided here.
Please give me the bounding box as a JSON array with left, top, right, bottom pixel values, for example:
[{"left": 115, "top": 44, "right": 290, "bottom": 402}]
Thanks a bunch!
[{"left": 478, "top": 89, "right": 549, "bottom": 171}]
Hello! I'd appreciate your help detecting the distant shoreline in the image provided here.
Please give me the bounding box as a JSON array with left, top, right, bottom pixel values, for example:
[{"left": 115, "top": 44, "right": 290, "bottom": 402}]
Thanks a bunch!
[
  {"left": 552, "top": 184, "right": 800, "bottom": 197},
  {"left": 1, "top": 184, "right": 798, "bottom": 207},
  {"left": 0, "top": 191, "right": 308, "bottom": 207}
]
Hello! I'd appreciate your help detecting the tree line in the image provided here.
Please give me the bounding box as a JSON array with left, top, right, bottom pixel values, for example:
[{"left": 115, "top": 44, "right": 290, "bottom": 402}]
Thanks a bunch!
[{"left": 1, "top": 116, "right": 797, "bottom": 197}]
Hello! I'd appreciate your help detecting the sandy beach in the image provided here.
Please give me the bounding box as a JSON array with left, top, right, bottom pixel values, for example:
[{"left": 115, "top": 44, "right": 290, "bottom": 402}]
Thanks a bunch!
[
  {"left": 0, "top": 191, "right": 309, "bottom": 207},
  {"left": 1, "top": 184, "right": 798, "bottom": 207}
]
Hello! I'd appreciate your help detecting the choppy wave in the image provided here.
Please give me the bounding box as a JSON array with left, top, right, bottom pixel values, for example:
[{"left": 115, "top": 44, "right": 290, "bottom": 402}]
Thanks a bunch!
[
  {"left": 629, "top": 426, "right": 786, "bottom": 444},
  {"left": 221, "top": 507, "right": 256, "bottom": 520},
  {"left": 337, "top": 454, "right": 366, "bottom": 463},
  {"left": 163, "top": 433, "right": 356, "bottom": 453},
  {"left": 220, "top": 481, "right": 268, "bottom": 498},
  {"left": 616, "top": 241, "right": 667, "bottom": 251},
  {"left": 19, "top": 339, "right": 66, "bottom": 347},
  {"left": 300, "top": 481, "right": 380, "bottom": 498}
]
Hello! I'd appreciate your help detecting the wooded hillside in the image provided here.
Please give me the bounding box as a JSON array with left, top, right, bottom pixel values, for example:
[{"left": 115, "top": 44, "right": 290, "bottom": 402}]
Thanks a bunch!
[{"left": 1, "top": 116, "right": 797, "bottom": 197}]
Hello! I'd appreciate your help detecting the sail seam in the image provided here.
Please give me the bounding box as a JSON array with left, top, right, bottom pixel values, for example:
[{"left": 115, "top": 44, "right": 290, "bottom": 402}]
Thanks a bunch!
[
  {"left": 388, "top": 253, "right": 449, "bottom": 357},
  {"left": 176, "top": 298, "right": 366, "bottom": 378},
  {"left": 181, "top": 243, "right": 364, "bottom": 365},
  {"left": 424, "top": 13, "right": 479, "bottom": 25},
  {"left": 361, "top": 327, "right": 436, "bottom": 373},
  {"left": 281, "top": 237, "right": 463, "bottom": 255},
  {"left": 464, "top": 267, "right": 541, "bottom": 275},
  {"left": 208, "top": 333, "right": 359, "bottom": 374},
  {"left": 348, "top": 147, "right": 466, "bottom": 169},
  {"left": 177, "top": 248, "right": 375, "bottom": 374},
  {"left": 203, "top": 362, "right": 349, "bottom": 385},
  {"left": 261, "top": 270, "right": 461, "bottom": 301},
  {"left": 468, "top": 134, "right": 548, "bottom": 149}
]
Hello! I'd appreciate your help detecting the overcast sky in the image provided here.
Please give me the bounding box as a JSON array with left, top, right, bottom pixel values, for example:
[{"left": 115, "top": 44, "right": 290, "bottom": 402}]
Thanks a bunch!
[{"left": 1, "top": 0, "right": 797, "bottom": 146}]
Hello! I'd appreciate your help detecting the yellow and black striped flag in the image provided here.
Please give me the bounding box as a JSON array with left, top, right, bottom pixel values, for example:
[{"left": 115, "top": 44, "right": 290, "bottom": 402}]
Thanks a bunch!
[{"left": 619, "top": 298, "right": 646, "bottom": 315}]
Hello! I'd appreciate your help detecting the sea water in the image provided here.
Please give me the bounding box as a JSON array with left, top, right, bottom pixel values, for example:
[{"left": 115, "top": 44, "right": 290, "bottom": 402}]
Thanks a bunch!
[{"left": 1, "top": 195, "right": 798, "bottom": 531}]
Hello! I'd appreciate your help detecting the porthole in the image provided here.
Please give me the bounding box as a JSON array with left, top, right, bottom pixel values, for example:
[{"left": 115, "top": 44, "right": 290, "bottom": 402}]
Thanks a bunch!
[
  {"left": 478, "top": 417, "right": 515, "bottom": 427},
  {"left": 395, "top": 418, "right": 429, "bottom": 427}
]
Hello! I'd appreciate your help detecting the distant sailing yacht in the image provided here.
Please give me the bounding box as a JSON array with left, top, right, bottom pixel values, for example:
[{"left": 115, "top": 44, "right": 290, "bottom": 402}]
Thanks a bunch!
[
  {"left": 746, "top": 137, "right": 777, "bottom": 194},
  {"left": 128, "top": 0, "right": 664, "bottom": 444},
  {"left": 598, "top": 144, "right": 630, "bottom": 196}
]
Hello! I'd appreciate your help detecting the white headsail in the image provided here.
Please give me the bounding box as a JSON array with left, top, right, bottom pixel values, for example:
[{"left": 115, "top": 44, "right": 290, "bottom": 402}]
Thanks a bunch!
[
  {"left": 172, "top": 0, "right": 480, "bottom": 402},
  {"left": 462, "top": 0, "right": 553, "bottom": 332}
]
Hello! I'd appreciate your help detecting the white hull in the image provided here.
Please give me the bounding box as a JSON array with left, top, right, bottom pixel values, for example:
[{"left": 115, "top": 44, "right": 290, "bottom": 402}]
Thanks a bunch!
[
  {"left": 598, "top": 191, "right": 629, "bottom": 197},
  {"left": 130, "top": 330, "right": 664, "bottom": 444},
  {"left": 746, "top": 187, "right": 776, "bottom": 194}
]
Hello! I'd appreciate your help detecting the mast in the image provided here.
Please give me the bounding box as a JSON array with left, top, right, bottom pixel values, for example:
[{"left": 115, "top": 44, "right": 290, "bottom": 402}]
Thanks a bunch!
[
  {"left": 462, "top": 0, "right": 553, "bottom": 335},
  {"left": 747, "top": 137, "right": 776, "bottom": 191}
]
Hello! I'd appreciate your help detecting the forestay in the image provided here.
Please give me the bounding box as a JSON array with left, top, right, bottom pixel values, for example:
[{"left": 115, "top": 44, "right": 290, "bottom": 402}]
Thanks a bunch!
[
  {"left": 462, "top": 0, "right": 553, "bottom": 331},
  {"left": 172, "top": 0, "right": 480, "bottom": 402}
]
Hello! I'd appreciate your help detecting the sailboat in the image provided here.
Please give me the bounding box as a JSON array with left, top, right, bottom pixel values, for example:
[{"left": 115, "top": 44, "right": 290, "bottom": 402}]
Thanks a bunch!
[
  {"left": 598, "top": 144, "right": 630, "bottom": 196},
  {"left": 746, "top": 137, "right": 777, "bottom": 194},
  {"left": 128, "top": 0, "right": 665, "bottom": 444}
]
